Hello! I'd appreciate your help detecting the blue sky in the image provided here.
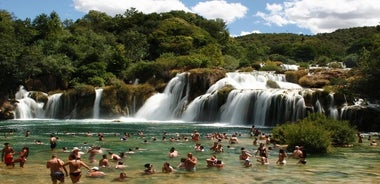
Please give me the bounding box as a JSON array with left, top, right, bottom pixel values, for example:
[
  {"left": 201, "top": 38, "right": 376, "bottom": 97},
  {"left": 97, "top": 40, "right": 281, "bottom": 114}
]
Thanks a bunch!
[{"left": 1, "top": 0, "right": 379, "bottom": 36}]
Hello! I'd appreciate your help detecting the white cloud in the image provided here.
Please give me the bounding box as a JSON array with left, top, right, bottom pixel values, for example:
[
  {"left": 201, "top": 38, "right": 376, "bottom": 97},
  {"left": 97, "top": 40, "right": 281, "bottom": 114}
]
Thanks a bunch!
[
  {"left": 73, "top": 0, "right": 190, "bottom": 16},
  {"left": 73, "top": 0, "right": 247, "bottom": 24},
  {"left": 256, "top": 0, "right": 380, "bottom": 34},
  {"left": 191, "top": 0, "right": 248, "bottom": 24},
  {"left": 236, "top": 30, "right": 261, "bottom": 37}
]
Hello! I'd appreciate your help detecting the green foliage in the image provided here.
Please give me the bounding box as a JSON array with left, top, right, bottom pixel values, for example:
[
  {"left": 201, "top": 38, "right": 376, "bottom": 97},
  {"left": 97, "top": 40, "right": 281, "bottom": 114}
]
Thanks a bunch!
[
  {"left": 272, "top": 113, "right": 357, "bottom": 154},
  {"left": 222, "top": 55, "right": 239, "bottom": 71},
  {"left": 303, "top": 113, "right": 357, "bottom": 145},
  {"left": 175, "top": 55, "right": 205, "bottom": 69},
  {"left": 238, "top": 67, "right": 254, "bottom": 72},
  {"left": 88, "top": 76, "right": 105, "bottom": 87},
  {"left": 121, "top": 61, "right": 163, "bottom": 83},
  {"left": 198, "top": 43, "right": 224, "bottom": 67},
  {"left": 73, "top": 84, "right": 95, "bottom": 96},
  {"left": 260, "top": 63, "right": 282, "bottom": 72},
  {"left": 0, "top": 7, "right": 380, "bottom": 104},
  {"left": 273, "top": 121, "right": 331, "bottom": 153}
]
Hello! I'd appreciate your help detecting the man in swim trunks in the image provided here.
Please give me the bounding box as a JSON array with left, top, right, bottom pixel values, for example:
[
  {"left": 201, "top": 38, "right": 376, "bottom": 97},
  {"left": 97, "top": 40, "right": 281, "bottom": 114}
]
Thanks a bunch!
[
  {"left": 63, "top": 155, "right": 91, "bottom": 184},
  {"left": 184, "top": 152, "right": 197, "bottom": 171},
  {"left": 46, "top": 154, "right": 68, "bottom": 184},
  {"left": 1, "top": 143, "right": 15, "bottom": 167},
  {"left": 50, "top": 134, "right": 57, "bottom": 151}
]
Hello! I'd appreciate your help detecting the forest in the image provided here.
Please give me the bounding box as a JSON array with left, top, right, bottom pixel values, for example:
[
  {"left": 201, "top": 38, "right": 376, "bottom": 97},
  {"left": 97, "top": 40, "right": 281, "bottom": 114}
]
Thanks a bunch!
[{"left": 0, "top": 8, "right": 379, "bottom": 103}]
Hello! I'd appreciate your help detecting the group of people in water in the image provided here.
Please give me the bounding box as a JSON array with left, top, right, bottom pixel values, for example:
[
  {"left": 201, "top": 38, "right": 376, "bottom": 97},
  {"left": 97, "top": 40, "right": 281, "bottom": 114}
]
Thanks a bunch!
[
  {"left": 2, "top": 126, "right": 379, "bottom": 184},
  {"left": 1, "top": 142, "right": 29, "bottom": 168}
]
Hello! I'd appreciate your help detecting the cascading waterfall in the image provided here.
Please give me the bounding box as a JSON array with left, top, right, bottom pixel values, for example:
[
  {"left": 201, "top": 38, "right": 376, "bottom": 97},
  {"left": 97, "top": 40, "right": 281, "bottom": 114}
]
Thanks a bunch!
[
  {"left": 13, "top": 71, "right": 367, "bottom": 126},
  {"left": 135, "top": 72, "right": 190, "bottom": 120},
  {"left": 14, "top": 86, "right": 44, "bottom": 119},
  {"left": 182, "top": 91, "right": 219, "bottom": 122},
  {"left": 93, "top": 88, "right": 103, "bottom": 119},
  {"left": 44, "top": 93, "right": 63, "bottom": 119},
  {"left": 182, "top": 72, "right": 308, "bottom": 126},
  {"left": 328, "top": 93, "right": 339, "bottom": 119}
]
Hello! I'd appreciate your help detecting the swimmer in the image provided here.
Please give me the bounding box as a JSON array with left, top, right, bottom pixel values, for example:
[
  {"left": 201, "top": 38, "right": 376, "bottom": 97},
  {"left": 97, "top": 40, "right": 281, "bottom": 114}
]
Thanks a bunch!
[
  {"left": 86, "top": 166, "right": 105, "bottom": 178},
  {"left": 169, "top": 147, "right": 179, "bottom": 158},
  {"left": 184, "top": 153, "right": 197, "bottom": 171},
  {"left": 162, "top": 162, "right": 175, "bottom": 173},
  {"left": 144, "top": 163, "right": 155, "bottom": 174},
  {"left": 99, "top": 154, "right": 110, "bottom": 167},
  {"left": 276, "top": 149, "right": 287, "bottom": 165},
  {"left": 113, "top": 172, "right": 128, "bottom": 182}
]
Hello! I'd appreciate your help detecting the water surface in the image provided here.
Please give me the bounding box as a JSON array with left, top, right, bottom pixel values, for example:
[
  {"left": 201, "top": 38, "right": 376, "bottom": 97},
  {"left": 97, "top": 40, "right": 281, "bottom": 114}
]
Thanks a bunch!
[{"left": 0, "top": 119, "right": 379, "bottom": 184}]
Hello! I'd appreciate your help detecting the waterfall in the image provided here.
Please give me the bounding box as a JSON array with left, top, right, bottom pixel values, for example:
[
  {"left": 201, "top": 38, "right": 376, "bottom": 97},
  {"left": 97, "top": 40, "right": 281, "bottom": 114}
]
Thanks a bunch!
[
  {"left": 45, "top": 93, "right": 63, "bottom": 118},
  {"left": 182, "top": 72, "right": 306, "bottom": 126},
  {"left": 14, "top": 86, "right": 44, "bottom": 119},
  {"left": 213, "top": 89, "right": 306, "bottom": 126},
  {"left": 93, "top": 88, "right": 103, "bottom": 119},
  {"left": 328, "top": 94, "right": 339, "bottom": 119},
  {"left": 135, "top": 72, "right": 189, "bottom": 120},
  {"left": 12, "top": 71, "right": 372, "bottom": 126},
  {"left": 182, "top": 92, "right": 219, "bottom": 122}
]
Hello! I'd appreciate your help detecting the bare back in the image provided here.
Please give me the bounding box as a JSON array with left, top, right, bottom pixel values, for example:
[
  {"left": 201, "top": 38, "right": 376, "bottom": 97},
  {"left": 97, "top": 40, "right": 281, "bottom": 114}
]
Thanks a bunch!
[
  {"left": 65, "top": 159, "right": 90, "bottom": 173},
  {"left": 46, "top": 158, "right": 64, "bottom": 173}
]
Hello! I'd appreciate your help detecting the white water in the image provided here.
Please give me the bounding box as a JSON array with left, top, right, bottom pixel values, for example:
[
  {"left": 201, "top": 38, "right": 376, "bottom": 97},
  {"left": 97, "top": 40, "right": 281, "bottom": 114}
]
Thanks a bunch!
[
  {"left": 182, "top": 72, "right": 307, "bottom": 125},
  {"left": 93, "top": 88, "right": 103, "bottom": 119},
  {"left": 13, "top": 72, "right": 347, "bottom": 126},
  {"left": 45, "top": 93, "right": 62, "bottom": 118},
  {"left": 135, "top": 72, "right": 190, "bottom": 120},
  {"left": 14, "top": 86, "right": 44, "bottom": 119}
]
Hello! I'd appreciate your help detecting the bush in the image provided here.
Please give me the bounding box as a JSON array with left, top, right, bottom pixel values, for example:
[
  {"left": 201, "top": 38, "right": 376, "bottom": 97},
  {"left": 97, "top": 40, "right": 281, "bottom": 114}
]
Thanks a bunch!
[
  {"left": 272, "top": 121, "right": 331, "bottom": 153},
  {"left": 272, "top": 113, "right": 357, "bottom": 154},
  {"left": 303, "top": 113, "right": 356, "bottom": 146},
  {"left": 299, "top": 75, "right": 330, "bottom": 88},
  {"left": 285, "top": 70, "right": 308, "bottom": 84},
  {"left": 260, "top": 64, "right": 282, "bottom": 72}
]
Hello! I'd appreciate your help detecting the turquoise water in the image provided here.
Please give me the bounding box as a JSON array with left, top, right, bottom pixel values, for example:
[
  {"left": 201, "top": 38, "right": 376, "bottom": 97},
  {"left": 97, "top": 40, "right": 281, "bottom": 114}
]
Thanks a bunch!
[{"left": 0, "top": 119, "right": 379, "bottom": 184}]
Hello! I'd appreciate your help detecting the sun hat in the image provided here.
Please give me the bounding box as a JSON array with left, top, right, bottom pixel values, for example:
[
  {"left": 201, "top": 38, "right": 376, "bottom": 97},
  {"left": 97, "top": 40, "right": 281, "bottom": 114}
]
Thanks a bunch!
[{"left": 91, "top": 166, "right": 99, "bottom": 171}]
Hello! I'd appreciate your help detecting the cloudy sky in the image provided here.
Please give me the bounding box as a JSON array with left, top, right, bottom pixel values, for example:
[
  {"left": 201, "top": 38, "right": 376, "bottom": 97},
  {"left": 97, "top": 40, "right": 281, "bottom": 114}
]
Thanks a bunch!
[{"left": 1, "top": 0, "right": 379, "bottom": 36}]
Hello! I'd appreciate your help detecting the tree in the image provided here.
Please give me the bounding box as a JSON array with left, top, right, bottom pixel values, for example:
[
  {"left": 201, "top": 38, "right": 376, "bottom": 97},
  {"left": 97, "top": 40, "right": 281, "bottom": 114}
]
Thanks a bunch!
[
  {"left": 117, "top": 30, "right": 148, "bottom": 62},
  {"left": 32, "top": 11, "right": 63, "bottom": 40}
]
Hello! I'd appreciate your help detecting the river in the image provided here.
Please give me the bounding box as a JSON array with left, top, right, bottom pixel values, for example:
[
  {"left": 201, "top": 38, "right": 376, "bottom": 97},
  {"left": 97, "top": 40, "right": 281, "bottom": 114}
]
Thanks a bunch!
[{"left": 0, "top": 119, "right": 379, "bottom": 184}]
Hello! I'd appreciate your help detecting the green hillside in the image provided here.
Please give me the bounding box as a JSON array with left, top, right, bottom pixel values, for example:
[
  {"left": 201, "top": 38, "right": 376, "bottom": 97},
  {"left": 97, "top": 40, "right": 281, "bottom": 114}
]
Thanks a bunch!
[{"left": 0, "top": 9, "right": 379, "bottom": 101}]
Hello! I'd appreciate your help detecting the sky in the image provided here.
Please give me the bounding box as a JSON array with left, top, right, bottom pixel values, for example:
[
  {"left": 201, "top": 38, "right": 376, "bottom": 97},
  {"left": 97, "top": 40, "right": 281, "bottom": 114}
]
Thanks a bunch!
[{"left": 1, "top": 0, "right": 380, "bottom": 37}]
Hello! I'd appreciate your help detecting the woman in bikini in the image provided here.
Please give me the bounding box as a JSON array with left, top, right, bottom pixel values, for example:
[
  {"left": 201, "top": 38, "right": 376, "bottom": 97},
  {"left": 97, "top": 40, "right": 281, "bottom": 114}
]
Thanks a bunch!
[
  {"left": 63, "top": 155, "right": 91, "bottom": 184},
  {"left": 13, "top": 146, "right": 29, "bottom": 167}
]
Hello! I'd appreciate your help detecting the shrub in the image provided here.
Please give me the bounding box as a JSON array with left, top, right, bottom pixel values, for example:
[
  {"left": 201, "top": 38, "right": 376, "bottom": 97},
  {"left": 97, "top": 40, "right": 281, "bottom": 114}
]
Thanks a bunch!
[
  {"left": 272, "top": 113, "right": 357, "bottom": 154},
  {"left": 260, "top": 64, "right": 282, "bottom": 72},
  {"left": 272, "top": 120, "right": 331, "bottom": 153},
  {"left": 238, "top": 67, "right": 254, "bottom": 72},
  {"left": 303, "top": 113, "right": 356, "bottom": 146},
  {"left": 299, "top": 75, "right": 330, "bottom": 88},
  {"left": 285, "top": 70, "right": 308, "bottom": 84}
]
